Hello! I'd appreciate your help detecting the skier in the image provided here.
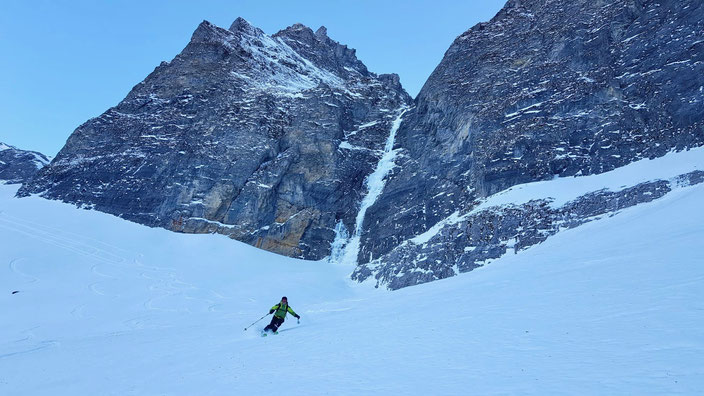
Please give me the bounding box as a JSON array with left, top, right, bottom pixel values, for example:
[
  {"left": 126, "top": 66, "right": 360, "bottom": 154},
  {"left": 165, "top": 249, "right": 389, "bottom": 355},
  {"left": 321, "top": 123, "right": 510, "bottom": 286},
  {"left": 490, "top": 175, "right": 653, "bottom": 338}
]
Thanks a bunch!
[{"left": 263, "top": 296, "right": 300, "bottom": 335}]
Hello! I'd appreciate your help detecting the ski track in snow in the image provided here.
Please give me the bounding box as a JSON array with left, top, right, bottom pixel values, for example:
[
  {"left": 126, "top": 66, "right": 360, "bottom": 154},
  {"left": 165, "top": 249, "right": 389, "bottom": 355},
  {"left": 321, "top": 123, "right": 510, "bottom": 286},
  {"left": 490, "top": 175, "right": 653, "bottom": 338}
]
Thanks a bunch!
[
  {"left": 1, "top": 204, "right": 223, "bottom": 332},
  {"left": 0, "top": 340, "right": 60, "bottom": 360},
  {"left": 8, "top": 258, "right": 37, "bottom": 284},
  {"left": 0, "top": 213, "right": 126, "bottom": 265}
]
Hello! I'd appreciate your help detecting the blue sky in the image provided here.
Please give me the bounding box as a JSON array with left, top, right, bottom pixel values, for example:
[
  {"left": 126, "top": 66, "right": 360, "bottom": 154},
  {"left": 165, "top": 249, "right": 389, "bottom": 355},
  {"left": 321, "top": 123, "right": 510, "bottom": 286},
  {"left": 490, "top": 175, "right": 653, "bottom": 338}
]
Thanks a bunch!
[{"left": 0, "top": 0, "right": 505, "bottom": 155}]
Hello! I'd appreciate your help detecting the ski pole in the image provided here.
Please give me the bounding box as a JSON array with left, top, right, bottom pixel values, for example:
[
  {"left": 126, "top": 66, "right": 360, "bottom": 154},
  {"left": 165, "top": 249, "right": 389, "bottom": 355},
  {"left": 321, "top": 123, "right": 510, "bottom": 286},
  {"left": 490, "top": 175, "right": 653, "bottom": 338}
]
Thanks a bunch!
[{"left": 244, "top": 313, "right": 270, "bottom": 331}]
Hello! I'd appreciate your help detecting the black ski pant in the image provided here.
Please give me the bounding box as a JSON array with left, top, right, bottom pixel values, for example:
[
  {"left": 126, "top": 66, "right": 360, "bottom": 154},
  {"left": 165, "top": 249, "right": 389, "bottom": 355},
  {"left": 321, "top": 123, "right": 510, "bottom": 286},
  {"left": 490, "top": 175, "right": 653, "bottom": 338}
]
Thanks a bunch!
[{"left": 264, "top": 316, "right": 284, "bottom": 332}]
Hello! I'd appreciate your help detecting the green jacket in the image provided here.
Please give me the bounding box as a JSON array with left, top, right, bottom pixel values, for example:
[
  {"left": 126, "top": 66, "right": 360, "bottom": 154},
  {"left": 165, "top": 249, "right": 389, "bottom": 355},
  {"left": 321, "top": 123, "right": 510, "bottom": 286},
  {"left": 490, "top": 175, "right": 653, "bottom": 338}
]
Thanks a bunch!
[{"left": 270, "top": 303, "right": 297, "bottom": 319}]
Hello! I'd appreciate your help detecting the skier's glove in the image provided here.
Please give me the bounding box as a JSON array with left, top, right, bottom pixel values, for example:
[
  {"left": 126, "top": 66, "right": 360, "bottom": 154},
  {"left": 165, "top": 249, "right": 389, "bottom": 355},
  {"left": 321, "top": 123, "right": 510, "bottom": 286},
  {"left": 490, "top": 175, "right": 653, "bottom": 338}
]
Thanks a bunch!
[
  {"left": 295, "top": 315, "right": 300, "bottom": 319},
  {"left": 269, "top": 310, "right": 274, "bottom": 314}
]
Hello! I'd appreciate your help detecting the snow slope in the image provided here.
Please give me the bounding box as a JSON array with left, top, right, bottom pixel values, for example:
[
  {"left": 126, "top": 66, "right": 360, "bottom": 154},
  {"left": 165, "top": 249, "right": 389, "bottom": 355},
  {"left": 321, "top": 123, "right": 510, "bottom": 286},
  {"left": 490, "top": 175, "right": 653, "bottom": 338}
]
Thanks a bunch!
[{"left": 1, "top": 168, "right": 704, "bottom": 394}]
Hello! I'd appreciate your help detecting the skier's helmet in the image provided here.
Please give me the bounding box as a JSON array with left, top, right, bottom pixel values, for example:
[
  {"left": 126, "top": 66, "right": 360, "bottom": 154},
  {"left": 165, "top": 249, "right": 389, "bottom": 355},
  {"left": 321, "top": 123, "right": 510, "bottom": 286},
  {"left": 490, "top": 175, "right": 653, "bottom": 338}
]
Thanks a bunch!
[{"left": 281, "top": 296, "right": 287, "bottom": 302}]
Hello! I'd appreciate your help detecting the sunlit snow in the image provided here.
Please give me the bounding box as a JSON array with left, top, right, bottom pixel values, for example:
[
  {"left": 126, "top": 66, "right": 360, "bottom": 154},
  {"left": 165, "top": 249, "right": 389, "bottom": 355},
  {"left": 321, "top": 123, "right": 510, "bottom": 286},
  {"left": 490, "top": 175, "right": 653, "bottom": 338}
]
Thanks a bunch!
[{"left": 1, "top": 147, "right": 703, "bottom": 394}]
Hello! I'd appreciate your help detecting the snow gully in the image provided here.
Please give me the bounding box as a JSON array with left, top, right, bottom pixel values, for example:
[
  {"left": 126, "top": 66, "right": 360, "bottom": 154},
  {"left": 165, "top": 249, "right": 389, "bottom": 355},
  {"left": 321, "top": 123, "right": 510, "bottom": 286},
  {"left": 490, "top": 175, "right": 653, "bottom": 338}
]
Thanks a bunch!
[{"left": 329, "top": 106, "right": 410, "bottom": 267}]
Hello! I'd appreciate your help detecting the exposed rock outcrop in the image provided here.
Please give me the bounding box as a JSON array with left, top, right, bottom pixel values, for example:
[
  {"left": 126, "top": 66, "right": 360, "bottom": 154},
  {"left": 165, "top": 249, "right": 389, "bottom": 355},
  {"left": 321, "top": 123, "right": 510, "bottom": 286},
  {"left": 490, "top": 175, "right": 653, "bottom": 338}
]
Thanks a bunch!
[
  {"left": 0, "top": 143, "right": 50, "bottom": 185},
  {"left": 357, "top": 0, "right": 704, "bottom": 287}
]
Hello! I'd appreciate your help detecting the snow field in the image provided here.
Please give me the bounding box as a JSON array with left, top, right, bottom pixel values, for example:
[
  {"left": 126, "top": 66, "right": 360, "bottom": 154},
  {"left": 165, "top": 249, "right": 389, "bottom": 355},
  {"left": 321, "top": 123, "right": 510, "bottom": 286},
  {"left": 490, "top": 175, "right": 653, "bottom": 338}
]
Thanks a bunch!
[{"left": 1, "top": 159, "right": 703, "bottom": 394}]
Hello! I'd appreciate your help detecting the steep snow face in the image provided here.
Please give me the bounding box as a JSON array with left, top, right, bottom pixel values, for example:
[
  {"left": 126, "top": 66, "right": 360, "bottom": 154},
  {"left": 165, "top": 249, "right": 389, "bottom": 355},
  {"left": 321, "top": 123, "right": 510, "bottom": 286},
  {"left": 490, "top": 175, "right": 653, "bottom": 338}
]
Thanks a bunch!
[
  {"left": 2, "top": 175, "right": 704, "bottom": 393},
  {"left": 18, "top": 18, "right": 411, "bottom": 260},
  {"left": 0, "top": 142, "right": 50, "bottom": 185}
]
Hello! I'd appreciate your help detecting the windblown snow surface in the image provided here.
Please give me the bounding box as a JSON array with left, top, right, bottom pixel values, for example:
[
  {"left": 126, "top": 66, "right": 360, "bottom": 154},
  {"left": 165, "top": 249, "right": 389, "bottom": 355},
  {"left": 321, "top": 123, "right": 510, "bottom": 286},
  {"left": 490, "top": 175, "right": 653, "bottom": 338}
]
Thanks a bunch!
[{"left": 1, "top": 149, "right": 704, "bottom": 395}]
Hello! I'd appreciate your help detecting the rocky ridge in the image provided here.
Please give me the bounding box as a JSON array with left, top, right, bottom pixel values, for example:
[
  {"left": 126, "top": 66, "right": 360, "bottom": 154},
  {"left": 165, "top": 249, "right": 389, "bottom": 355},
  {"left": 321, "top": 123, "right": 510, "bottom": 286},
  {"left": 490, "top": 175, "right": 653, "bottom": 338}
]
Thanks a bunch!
[{"left": 0, "top": 143, "right": 50, "bottom": 185}]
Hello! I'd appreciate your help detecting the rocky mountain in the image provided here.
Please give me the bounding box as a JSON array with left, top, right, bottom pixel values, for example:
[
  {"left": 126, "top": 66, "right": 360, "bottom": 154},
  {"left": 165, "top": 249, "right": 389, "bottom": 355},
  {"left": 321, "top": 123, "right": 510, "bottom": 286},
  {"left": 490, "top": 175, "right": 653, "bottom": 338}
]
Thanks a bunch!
[
  {"left": 16, "top": 0, "right": 704, "bottom": 289},
  {"left": 19, "top": 18, "right": 411, "bottom": 259},
  {"left": 353, "top": 0, "right": 704, "bottom": 288},
  {"left": 0, "top": 143, "right": 50, "bottom": 184}
]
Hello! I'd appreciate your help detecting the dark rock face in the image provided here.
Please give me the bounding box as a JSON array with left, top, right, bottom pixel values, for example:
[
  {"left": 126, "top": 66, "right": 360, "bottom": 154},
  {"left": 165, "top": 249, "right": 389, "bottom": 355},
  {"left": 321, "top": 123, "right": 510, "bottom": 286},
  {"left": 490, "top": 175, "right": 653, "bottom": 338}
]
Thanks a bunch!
[
  {"left": 14, "top": 2, "right": 703, "bottom": 289},
  {"left": 354, "top": 170, "right": 704, "bottom": 290},
  {"left": 359, "top": 0, "right": 704, "bottom": 270},
  {"left": 19, "top": 19, "right": 411, "bottom": 259},
  {"left": 0, "top": 143, "right": 50, "bottom": 185}
]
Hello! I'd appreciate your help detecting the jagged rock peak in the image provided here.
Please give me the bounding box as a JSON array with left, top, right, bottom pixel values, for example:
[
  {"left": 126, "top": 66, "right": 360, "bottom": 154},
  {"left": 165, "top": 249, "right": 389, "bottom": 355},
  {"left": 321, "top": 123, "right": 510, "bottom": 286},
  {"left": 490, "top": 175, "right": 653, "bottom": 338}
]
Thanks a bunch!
[
  {"left": 274, "top": 22, "right": 369, "bottom": 77},
  {"left": 190, "top": 18, "right": 264, "bottom": 45},
  {"left": 188, "top": 19, "right": 369, "bottom": 77},
  {"left": 189, "top": 20, "right": 228, "bottom": 43},
  {"left": 274, "top": 22, "right": 319, "bottom": 41},
  {"left": 315, "top": 26, "right": 328, "bottom": 37},
  {"left": 229, "top": 16, "right": 254, "bottom": 33},
  {"left": 284, "top": 23, "right": 310, "bottom": 32}
]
